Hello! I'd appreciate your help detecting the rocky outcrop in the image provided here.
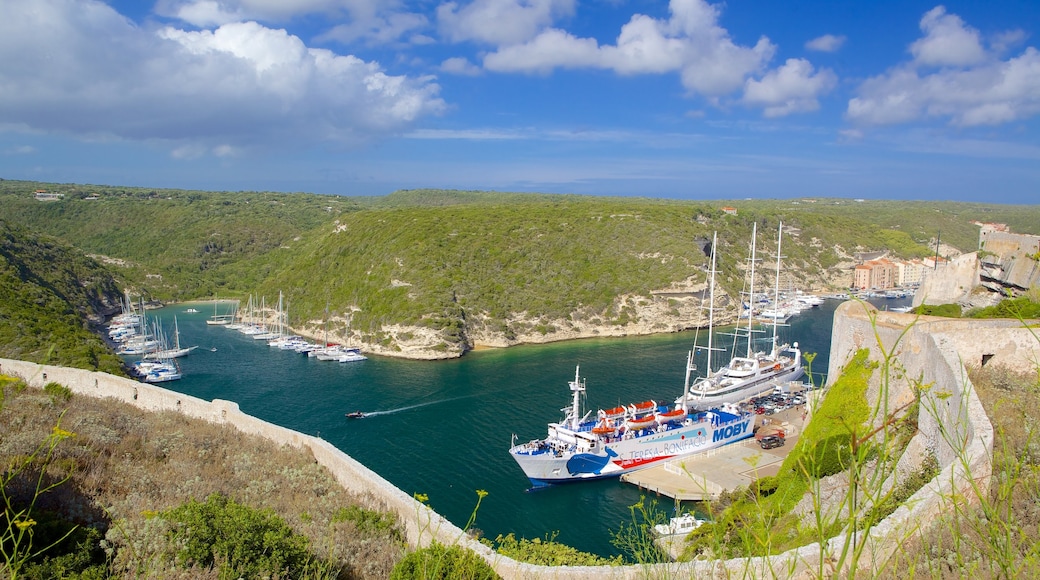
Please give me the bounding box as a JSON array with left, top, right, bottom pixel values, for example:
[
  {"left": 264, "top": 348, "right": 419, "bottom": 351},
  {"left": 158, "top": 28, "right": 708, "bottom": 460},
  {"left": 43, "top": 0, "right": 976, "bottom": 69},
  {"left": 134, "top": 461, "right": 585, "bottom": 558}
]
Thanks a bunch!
[
  {"left": 913, "top": 251, "right": 980, "bottom": 307},
  {"left": 979, "top": 231, "right": 1040, "bottom": 294}
]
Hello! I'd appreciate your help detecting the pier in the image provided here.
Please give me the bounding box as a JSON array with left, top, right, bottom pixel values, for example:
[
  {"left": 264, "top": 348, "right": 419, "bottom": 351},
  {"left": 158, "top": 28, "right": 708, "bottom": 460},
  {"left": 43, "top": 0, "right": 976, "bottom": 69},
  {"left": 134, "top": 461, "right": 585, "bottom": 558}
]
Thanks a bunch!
[{"left": 621, "top": 407, "right": 805, "bottom": 500}]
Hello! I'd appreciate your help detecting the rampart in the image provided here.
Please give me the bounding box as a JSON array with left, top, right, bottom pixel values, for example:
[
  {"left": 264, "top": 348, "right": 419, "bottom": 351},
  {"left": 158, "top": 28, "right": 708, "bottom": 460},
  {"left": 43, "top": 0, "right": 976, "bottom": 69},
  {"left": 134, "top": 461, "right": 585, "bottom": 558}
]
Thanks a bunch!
[{"left": 2, "top": 301, "right": 1024, "bottom": 578}]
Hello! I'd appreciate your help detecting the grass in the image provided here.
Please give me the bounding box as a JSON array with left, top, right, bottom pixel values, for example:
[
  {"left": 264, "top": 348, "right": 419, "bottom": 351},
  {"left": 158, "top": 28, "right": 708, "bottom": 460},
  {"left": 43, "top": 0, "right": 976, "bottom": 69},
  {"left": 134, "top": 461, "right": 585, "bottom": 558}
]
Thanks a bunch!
[
  {"left": 0, "top": 374, "right": 407, "bottom": 579},
  {"left": 877, "top": 362, "right": 1040, "bottom": 578}
]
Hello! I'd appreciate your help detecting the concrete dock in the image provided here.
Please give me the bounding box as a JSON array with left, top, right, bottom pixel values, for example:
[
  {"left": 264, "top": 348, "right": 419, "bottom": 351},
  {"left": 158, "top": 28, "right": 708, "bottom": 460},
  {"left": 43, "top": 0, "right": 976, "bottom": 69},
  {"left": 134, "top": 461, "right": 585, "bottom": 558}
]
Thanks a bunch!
[{"left": 621, "top": 407, "right": 805, "bottom": 500}]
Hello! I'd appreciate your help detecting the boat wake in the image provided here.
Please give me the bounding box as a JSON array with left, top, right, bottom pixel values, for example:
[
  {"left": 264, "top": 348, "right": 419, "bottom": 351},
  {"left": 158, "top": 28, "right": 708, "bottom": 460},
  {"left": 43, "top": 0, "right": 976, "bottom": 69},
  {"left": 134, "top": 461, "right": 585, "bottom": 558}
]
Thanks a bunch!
[{"left": 359, "top": 396, "right": 466, "bottom": 417}]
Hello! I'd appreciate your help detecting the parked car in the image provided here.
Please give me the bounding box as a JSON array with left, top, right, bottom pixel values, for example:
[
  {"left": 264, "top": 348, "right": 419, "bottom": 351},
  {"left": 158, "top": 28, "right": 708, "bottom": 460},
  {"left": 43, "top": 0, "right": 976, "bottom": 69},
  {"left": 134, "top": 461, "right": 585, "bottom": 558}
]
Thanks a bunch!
[{"left": 759, "top": 435, "right": 785, "bottom": 449}]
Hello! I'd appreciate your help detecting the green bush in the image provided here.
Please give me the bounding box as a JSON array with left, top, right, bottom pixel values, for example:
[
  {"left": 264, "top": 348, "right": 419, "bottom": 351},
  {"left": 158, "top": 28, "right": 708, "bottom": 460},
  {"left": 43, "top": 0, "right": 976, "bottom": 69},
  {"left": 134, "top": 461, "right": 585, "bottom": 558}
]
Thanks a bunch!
[
  {"left": 162, "top": 493, "right": 323, "bottom": 578},
  {"left": 43, "top": 382, "right": 72, "bottom": 403},
  {"left": 331, "top": 505, "right": 401, "bottom": 540},
  {"left": 915, "top": 303, "right": 962, "bottom": 317},
  {"left": 967, "top": 295, "right": 1040, "bottom": 319},
  {"left": 489, "top": 532, "right": 622, "bottom": 566},
  {"left": 389, "top": 541, "right": 498, "bottom": 580}
]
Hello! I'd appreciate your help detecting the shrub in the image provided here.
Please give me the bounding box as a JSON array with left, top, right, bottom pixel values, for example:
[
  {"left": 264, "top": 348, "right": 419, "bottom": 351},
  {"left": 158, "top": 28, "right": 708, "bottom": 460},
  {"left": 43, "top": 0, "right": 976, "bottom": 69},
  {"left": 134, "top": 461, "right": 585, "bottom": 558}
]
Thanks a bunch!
[
  {"left": 389, "top": 542, "right": 498, "bottom": 580},
  {"left": 43, "top": 382, "right": 72, "bottom": 403},
  {"left": 331, "top": 505, "right": 401, "bottom": 540},
  {"left": 489, "top": 532, "right": 622, "bottom": 566},
  {"left": 914, "top": 303, "right": 962, "bottom": 317},
  {"left": 161, "top": 493, "right": 324, "bottom": 578}
]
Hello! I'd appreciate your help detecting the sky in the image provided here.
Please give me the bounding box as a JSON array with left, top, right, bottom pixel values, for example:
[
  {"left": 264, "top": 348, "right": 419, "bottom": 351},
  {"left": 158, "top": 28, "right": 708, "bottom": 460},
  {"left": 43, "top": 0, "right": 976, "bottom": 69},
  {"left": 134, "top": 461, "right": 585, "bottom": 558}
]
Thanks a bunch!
[{"left": 1, "top": 0, "right": 1039, "bottom": 202}]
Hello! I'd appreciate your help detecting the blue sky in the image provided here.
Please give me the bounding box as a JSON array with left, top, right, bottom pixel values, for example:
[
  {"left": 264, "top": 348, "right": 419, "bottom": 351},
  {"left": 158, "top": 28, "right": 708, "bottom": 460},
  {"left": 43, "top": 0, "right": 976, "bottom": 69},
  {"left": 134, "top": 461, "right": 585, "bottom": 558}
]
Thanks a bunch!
[{"left": 1, "top": 0, "right": 1038, "bottom": 202}]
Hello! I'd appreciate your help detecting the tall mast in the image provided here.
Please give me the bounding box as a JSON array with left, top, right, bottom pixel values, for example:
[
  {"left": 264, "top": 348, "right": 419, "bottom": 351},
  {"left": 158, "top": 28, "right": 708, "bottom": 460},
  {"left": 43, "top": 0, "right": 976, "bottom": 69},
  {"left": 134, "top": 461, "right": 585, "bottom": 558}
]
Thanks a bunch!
[
  {"left": 705, "top": 231, "right": 718, "bottom": 376},
  {"left": 772, "top": 221, "right": 783, "bottom": 355},
  {"left": 746, "top": 222, "right": 757, "bottom": 358}
]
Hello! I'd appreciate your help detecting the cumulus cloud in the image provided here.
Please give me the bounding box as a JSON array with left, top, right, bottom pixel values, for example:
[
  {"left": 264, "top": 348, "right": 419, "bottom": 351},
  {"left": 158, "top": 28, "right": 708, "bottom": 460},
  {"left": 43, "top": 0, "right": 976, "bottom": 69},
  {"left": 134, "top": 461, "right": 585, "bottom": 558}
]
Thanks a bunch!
[
  {"left": 482, "top": 0, "right": 777, "bottom": 100},
  {"left": 743, "top": 58, "right": 837, "bottom": 117},
  {"left": 317, "top": 12, "right": 429, "bottom": 46},
  {"left": 439, "top": 57, "right": 483, "bottom": 75},
  {"left": 805, "top": 34, "right": 845, "bottom": 52},
  {"left": 158, "top": 0, "right": 428, "bottom": 45},
  {"left": 437, "top": 0, "right": 576, "bottom": 46},
  {"left": 847, "top": 7, "right": 1040, "bottom": 126},
  {"left": 0, "top": 0, "right": 446, "bottom": 152},
  {"left": 909, "top": 6, "right": 986, "bottom": 67}
]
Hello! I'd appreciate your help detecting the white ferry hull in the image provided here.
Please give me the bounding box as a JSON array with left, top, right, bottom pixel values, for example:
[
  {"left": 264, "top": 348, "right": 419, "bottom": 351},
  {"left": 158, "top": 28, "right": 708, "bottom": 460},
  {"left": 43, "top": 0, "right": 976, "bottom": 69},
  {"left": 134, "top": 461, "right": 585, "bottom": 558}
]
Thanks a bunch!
[{"left": 510, "top": 414, "right": 753, "bottom": 486}]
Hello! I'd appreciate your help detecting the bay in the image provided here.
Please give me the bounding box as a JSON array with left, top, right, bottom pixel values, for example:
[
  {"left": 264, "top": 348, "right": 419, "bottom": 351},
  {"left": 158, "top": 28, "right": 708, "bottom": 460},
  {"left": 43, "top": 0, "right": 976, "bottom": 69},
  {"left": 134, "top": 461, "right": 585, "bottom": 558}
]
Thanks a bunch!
[{"left": 139, "top": 296, "right": 906, "bottom": 557}]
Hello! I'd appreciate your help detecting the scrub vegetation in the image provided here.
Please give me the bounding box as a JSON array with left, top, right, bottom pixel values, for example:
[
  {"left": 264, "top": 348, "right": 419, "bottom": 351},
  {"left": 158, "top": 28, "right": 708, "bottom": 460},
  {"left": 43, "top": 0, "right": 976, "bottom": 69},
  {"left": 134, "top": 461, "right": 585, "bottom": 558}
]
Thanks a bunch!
[
  {"left": 0, "top": 374, "right": 406, "bottom": 579},
  {"left": 0, "top": 220, "right": 125, "bottom": 375},
  {"left": 5, "top": 179, "right": 1040, "bottom": 355}
]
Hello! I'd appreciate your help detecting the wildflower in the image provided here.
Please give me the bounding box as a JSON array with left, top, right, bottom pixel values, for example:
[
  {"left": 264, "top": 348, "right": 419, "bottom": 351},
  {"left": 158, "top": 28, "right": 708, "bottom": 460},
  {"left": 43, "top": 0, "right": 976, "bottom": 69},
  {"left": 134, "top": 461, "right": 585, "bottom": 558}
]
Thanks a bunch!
[
  {"left": 51, "top": 426, "right": 75, "bottom": 440},
  {"left": 15, "top": 518, "right": 37, "bottom": 530},
  {"left": 414, "top": 493, "right": 429, "bottom": 504}
]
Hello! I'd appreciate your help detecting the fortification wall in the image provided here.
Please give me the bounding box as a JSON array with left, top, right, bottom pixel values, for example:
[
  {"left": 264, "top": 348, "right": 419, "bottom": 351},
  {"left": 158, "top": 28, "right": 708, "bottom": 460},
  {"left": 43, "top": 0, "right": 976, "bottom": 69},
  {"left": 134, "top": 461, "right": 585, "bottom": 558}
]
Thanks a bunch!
[
  {"left": 1, "top": 301, "right": 1015, "bottom": 580},
  {"left": 913, "top": 251, "right": 980, "bottom": 307}
]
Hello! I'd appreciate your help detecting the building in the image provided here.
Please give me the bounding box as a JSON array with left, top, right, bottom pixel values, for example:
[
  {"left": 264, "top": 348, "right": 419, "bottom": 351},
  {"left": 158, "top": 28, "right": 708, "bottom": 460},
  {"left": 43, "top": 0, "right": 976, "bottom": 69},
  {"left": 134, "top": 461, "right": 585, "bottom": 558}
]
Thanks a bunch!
[
  {"left": 895, "top": 259, "right": 926, "bottom": 287},
  {"left": 33, "top": 190, "right": 64, "bottom": 201},
  {"left": 853, "top": 258, "right": 897, "bottom": 290}
]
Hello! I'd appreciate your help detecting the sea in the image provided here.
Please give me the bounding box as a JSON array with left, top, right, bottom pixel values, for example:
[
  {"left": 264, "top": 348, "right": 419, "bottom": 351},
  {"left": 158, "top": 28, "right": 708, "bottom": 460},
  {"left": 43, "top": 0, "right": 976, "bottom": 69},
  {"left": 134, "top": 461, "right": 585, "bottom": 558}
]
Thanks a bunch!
[{"left": 137, "top": 295, "right": 909, "bottom": 558}]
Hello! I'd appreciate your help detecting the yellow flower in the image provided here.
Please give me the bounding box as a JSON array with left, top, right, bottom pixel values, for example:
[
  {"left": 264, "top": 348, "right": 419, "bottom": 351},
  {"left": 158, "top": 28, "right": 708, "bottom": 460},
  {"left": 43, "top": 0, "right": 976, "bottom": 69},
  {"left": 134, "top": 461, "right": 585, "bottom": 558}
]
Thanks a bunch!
[
  {"left": 51, "top": 426, "right": 75, "bottom": 440},
  {"left": 15, "top": 518, "right": 36, "bottom": 530},
  {"left": 476, "top": 489, "right": 488, "bottom": 499},
  {"left": 414, "top": 493, "right": 429, "bottom": 504}
]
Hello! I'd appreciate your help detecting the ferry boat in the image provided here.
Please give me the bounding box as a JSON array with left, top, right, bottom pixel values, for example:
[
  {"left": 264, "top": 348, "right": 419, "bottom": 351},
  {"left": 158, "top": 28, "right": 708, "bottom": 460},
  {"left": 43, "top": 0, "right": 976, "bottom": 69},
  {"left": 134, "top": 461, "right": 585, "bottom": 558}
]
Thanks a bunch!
[
  {"left": 509, "top": 227, "right": 800, "bottom": 486},
  {"left": 508, "top": 366, "right": 752, "bottom": 486}
]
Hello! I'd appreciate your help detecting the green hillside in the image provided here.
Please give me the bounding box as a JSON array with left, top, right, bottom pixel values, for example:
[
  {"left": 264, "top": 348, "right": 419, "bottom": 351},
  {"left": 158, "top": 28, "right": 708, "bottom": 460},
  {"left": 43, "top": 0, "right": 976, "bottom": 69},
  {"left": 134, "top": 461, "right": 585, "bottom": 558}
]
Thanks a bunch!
[
  {"left": 3, "top": 179, "right": 1039, "bottom": 356},
  {"left": 0, "top": 218, "right": 126, "bottom": 373}
]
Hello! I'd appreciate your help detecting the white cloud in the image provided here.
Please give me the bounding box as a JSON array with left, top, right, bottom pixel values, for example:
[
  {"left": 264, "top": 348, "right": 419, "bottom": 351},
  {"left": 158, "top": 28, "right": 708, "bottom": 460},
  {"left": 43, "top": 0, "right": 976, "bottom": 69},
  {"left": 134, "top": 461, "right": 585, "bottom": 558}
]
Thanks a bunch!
[
  {"left": 483, "top": 0, "right": 777, "bottom": 100},
  {"left": 437, "top": 0, "right": 576, "bottom": 46},
  {"left": 0, "top": 0, "right": 446, "bottom": 152},
  {"left": 439, "top": 57, "right": 483, "bottom": 75},
  {"left": 910, "top": 6, "right": 986, "bottom": 67},
  {"left": 482, "top": 28, "right": 602, "bottom": 73},
  {"left": 156, "top": 0, "right": 371, "bottom": 25},
  {"left": 159, "top": 0, "right": 428, "bottom": 45},
  {"left": 743, "top": 58, "right": 836, "bottom": 117},
  {"left": 848, "top": 8, "right": 1040, "bottom": 127},
  {"left": 805, "top": 34, "right": 845, "bottom": 53},
  {"left": 316, "top": 11, "right": 429, "bottom": 46}
]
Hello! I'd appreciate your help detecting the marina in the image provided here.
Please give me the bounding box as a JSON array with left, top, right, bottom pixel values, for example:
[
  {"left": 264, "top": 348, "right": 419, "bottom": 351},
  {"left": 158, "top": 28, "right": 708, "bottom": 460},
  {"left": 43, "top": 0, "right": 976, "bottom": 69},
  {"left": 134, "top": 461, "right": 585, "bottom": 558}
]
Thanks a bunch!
[{"left": 129, "top": 294, "right": 908, "bottom": 558}]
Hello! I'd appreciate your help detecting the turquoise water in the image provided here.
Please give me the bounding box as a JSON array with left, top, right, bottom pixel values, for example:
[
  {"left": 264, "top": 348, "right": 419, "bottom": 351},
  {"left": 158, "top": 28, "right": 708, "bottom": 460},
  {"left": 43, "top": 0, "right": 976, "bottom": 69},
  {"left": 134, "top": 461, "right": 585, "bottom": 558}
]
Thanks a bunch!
[{"left": 139, "top": 297, "right": 904, "bottom": 557}]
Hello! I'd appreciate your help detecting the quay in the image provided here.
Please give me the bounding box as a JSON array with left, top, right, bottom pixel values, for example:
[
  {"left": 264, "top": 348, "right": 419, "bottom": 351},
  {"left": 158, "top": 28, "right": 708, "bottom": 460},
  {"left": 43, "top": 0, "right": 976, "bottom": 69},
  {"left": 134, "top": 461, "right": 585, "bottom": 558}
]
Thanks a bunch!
[{"left": 621, "top": 407, "right": 806, "bottom": 500}]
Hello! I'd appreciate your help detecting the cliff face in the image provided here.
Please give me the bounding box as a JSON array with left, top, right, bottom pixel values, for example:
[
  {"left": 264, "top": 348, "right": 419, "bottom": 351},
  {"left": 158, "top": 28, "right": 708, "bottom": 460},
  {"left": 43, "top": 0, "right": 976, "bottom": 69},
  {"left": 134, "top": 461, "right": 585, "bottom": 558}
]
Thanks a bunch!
[
  {"left": 293, "top": 285, "right": 740, "bottom": 360},
  {"left": 979, "top": 231, "right": 1040, "bottom": 294},
  {"left": 912, "top": 251, "right": 980, "bottom": 307}
]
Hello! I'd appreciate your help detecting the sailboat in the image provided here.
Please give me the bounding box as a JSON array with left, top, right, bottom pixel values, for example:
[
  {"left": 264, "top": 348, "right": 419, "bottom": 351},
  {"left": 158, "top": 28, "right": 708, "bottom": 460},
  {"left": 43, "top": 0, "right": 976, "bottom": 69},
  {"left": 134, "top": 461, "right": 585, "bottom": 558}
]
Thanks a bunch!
[
  {"left": 676, "top": 223, "right": 804, "bottom": 411},
  {"left": 206, "top": 299, "right": 236, "bottom": 325},
  {"left": 143, "top": 316, "right": 197, "bottom": 359}
]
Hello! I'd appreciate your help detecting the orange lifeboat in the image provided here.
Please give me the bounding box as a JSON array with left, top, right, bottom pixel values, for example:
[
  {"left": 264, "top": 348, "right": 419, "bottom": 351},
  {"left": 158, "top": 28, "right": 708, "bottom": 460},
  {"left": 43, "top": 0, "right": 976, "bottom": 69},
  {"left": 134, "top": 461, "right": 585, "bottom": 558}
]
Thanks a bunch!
[
  {"left": 600, "top": 406, "right": 628, "bottom": 420},
  {"left": 629, "top": 400, "right": 656, "bottom": 415},
  {"left": 657, "top": 408, "right": 688, "bottom": 423},
  {"left": 625, "top": 415, "right": 658, "bottom": 431},
  {"left": 591, "top": 420, "right": 617, "bottom": 435}
]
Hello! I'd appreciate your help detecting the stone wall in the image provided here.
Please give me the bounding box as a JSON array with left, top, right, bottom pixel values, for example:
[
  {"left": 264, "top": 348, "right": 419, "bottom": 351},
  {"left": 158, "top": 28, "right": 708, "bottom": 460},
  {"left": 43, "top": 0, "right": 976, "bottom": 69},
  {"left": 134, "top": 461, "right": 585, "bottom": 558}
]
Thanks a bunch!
[
  {"left": 2, "top": 300, "right": 1016, "bottom": 580},
  {"left": 912, "top": 251, "right": 980, "bottom": 307}
]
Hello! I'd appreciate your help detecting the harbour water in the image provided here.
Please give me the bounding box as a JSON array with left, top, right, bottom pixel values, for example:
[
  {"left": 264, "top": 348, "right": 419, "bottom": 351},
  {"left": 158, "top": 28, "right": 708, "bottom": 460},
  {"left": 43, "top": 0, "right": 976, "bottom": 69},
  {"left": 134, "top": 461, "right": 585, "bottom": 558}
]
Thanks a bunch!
[{"left": 137, "top": 296, "right": 907, "bottom": 557}]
